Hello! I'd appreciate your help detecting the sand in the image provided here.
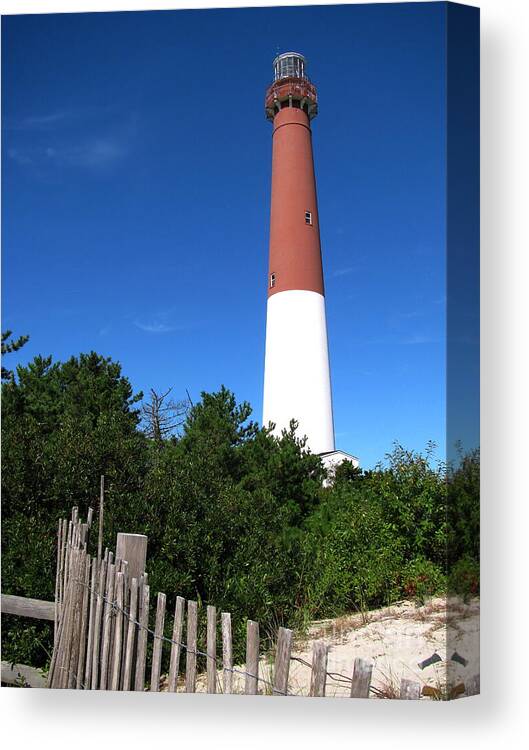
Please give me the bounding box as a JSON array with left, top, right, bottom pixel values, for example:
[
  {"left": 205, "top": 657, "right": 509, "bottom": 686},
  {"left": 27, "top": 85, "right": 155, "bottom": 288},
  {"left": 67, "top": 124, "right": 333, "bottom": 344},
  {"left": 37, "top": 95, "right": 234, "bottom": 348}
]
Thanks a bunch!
[{"left": 162, "top": 596, "right": 480, "bottom": 698}]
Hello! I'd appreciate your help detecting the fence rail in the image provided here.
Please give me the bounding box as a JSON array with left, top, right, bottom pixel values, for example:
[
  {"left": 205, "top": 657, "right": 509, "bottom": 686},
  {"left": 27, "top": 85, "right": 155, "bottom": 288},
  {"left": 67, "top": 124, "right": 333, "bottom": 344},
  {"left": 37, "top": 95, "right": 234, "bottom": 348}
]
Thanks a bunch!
[
  {"left": 1, "top": 661, "right": 48, "bottom": 688},
  {"left": 1, "top": 593, "right": 55, "bottom": 621}
]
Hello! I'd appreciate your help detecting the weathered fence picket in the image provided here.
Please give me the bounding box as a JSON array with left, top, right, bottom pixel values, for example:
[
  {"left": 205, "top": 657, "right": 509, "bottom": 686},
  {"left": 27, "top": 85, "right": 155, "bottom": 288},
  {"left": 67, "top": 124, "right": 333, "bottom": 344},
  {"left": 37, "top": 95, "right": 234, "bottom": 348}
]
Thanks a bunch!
[
  {"left": 309, "top": 641, "right": 328, "bottom": 697},
  {"left": 185, "top": 600, "right": 198, "bottom": 693},
  {"left": 122, "top": 576, "right": 139, "bottom": 691},
  {"left": 54, "top": 520, "right": 62, "bottom": 643},
  {"left": 150, "top": 592, "right": 166, "bottom": 692},
  {"left": 76, "top": 554, "right": 91, "bottom": 689},
  {"left": 245, "top": 620, "right": 260, "bottom": 695},
  {"left": 134, "top": 583, "right": 150, "bottom": 691},
  {"left": 400, "top": 678, "right": 422, "bottom": 700},
  {"left": 221, "top": 612, "right": 233, "bottom": 694},
  {"left": 111, "top": 571, "right": 125, "bottom": 691},
  {"left": 273, "top": 627, "right": 292, "bottom": 696},
  {"left": 84, "top": 556, "right": 98, "bottom": 687},
  {"left": 168, "top": 596, "right": 185, "bottom": 692},
  {"left": 91, "top": 558, "right": 107, "bottom": 689},
  {"left": 350, "top": 657, "right": 373, "bottom": 699},
  {"left": 207, "top": 605, "right": 217, "bottom": 694},
  {"left": 100, "top": 562, "right": 115, "bottom": 689}
]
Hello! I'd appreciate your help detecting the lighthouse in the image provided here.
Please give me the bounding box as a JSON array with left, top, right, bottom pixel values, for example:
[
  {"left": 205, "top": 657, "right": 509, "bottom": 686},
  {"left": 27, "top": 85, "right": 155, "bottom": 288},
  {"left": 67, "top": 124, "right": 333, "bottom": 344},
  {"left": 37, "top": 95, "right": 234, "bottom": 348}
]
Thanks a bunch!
[
  {"left": 262, "top": 52, "right": 359, "bottom": 472},
  {"left": 261, "top": 52, "right": 337, "bottom": 459}
]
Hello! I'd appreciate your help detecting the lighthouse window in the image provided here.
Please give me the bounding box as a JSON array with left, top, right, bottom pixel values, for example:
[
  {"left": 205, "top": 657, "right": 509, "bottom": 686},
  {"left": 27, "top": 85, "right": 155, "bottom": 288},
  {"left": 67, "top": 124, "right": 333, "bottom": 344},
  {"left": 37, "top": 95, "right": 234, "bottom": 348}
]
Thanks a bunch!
[
  {"left": 305, "top": 211, "right": 313, "bottom": 225},
  {"left": 270, "top": 273, "right": 276, "bottom": 288}
]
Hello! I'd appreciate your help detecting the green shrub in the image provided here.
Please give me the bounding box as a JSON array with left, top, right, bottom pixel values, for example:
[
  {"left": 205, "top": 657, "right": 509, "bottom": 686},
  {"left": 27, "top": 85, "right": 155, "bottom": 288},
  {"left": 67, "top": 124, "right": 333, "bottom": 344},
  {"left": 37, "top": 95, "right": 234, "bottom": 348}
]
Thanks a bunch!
[
  {"left": 401, "top": 557, "right": 447, "bottom": 604},
  {"left": 1, "top": 350, "right": 480, "bottom": 670},
  {"left": 449, "top": 556, "right": 480, "bottom": 601}
]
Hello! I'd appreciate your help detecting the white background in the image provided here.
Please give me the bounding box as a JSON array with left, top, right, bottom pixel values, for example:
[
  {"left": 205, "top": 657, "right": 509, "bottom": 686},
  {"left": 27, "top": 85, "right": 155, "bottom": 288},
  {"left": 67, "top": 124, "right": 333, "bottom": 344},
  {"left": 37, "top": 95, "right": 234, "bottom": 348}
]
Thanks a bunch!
[{"left": 1, "top": 1, "right": 528, "bottom": 747}]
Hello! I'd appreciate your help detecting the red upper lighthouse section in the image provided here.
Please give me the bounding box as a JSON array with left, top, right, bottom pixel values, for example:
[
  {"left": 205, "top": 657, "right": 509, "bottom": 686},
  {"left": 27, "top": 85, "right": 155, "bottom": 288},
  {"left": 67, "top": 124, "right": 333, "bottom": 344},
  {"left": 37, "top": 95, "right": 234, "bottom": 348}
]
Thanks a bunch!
[{"left": 265, "top": 52, "right": 324, "bottom": 299}]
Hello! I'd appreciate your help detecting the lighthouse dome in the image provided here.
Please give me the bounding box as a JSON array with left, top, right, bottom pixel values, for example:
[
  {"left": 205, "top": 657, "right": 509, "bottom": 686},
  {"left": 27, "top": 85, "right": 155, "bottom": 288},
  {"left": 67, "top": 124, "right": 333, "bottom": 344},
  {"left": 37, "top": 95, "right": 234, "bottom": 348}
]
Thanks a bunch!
[{"left": 273, "top": 52, "right": 307, "bottom": 81}]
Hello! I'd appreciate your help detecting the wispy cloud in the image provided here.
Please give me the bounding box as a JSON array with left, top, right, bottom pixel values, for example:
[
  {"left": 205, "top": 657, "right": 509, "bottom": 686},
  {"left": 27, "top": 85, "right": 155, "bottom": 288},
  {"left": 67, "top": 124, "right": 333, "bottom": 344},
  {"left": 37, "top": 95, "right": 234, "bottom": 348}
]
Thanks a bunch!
[
  {"left": 401, "top": 334, "right": 439, "bottom": 345},
  {"left": 7, "top": 147, "right": 33, "bottom": 165},
  {"left": 134, "top": 320, "right": 180, "bottom": 334},
  {"left": 331, "top": 266, "right": 355, "bottom": 278},
  {"left": 349, "top": 333, "right": 439, "bottom": 346},
  {"left": 5, "top": 105, "right": 138, "bottom": 176},
  {"left": 4, "top": 104, "right": 123, "bottom": 132},
  {"left": 5, "top": 110, "right": 73, "bottom": 131},
  {"left": 395, "top": 310, "right": 423, "bottom": 321},
  {"left": 21, "top": 111, "right": 71, "bottom": 129},
  {"left": 8, "top": 138, "right": 126, "bottom": 170},
  {"left": 57, "top": 139, "right": 125, "bottom": 168}
]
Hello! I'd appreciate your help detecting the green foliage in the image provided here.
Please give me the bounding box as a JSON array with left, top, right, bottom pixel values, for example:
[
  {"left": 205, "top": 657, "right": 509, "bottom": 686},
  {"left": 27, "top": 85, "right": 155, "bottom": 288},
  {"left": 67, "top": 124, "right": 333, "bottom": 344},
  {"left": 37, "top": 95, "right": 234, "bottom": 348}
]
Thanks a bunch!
[
  {"left": 1, "top": 352, "right": 480, "bottom": 671},
  {"left": 299, "top": 443, "right": 449, "bottom": 617},
  {"left": 299, "top": 481, "right": 403, "bottom": 616},
  {"left": 447, "top": 446, "right": 480, "bottom": 565},
  {"left": 1, "top": 352, "right": 147, "bottom": 667},
  {"left": 449, "top": 555, "right": 480, "bottom": 601},
  {"left": 1, "top": 329, "right": 29, "bottom": 382},
  {"left": 401, "top": 557, "right": 447, "bottom": 605}
]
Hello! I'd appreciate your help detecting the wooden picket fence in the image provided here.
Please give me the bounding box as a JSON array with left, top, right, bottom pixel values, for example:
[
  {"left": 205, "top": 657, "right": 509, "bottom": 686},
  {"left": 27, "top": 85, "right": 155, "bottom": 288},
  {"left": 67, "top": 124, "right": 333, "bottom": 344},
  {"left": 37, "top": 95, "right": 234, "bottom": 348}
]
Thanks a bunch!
[
  {"left": 42, "top": 503, "right": 479, "bottom": 698},
  {"left": 48, "top": 505, "right": 307, "bottom": 694}
]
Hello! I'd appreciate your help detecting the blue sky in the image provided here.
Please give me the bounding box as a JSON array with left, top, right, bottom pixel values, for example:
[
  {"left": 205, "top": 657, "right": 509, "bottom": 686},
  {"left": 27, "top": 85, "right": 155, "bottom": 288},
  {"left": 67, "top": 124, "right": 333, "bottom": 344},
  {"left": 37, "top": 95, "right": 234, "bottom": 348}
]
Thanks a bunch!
[{"left": 2, "top": 3, "right": 449, "bottom": 468}]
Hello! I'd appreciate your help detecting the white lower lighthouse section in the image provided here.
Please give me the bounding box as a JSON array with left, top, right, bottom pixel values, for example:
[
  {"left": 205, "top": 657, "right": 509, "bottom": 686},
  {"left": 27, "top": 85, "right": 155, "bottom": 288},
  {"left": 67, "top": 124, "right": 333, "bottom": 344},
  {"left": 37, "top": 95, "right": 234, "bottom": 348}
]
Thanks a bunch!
[{"left": 263, "top": 289, "right": 335, "bottom": 454}]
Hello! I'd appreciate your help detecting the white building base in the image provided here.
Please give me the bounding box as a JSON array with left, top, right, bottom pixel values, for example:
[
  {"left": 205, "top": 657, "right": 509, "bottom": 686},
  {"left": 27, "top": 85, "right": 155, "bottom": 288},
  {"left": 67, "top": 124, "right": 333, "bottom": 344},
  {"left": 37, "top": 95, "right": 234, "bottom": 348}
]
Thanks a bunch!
[
  {"left": 263, "top": 289, "right": 335, "bottom": 454},
  {"left": 320, "top": 449, "right": 360, "bottom": 486}
]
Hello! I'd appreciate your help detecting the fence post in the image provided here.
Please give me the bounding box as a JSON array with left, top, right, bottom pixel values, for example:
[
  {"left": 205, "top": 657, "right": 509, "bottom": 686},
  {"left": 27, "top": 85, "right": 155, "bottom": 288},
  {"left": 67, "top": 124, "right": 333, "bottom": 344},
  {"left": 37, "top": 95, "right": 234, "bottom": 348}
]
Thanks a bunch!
[
  {"left": 64, "top": 548, "right": 84, "bottom": 688},
  {"left": 168, "top": 596, "right": 185, "bottom": 692},
  {"left": 99, "top": 563, "right": 115, "bottom": 689},
  {"left": 54, "top": 520, "right": 62, "bottom": 644},
  {"left": 310, "top": 640, "right": 328, "bottom": 697},
  {"left": 118, "top": 560, "right": 129, "bottom": 681},
  {"left": 273, "top": 627, "right": 292, "bottom": 696},
  {"left": 400, "top": 678, "right": 421, "bottom": 700},
  {"left": 122, "top": 577, "right": 138, "bottom": 691},
  {"left": 350, "top": 657, "right": 373, "bottom": 699},
  {"left": 69, "top": 547, "right": 85, "bottom": 687},
  {"left": 116, "top": 533, "right": 148, "bottom": 587},
  {"left": 134, "top": 583, "right": 150, "bottom": 691},
  {"left": 150, "top": 592, "right": 166, "bottom": 692},
  {"left": 185, "top": 600, "right": 198, "bottom": 693},
  {"left": 48, "top": 561, "right": 73, "bottom": 687},
  {"left": 57, "top": 548, "right": 76, "bottom": 688},
  {"left": 109, "top": 560, "right": 121, "bottom": 672},
  {"left": 97, "top": 475, "right": 104, "bottom": 565},
  {"left": 245, "top": 620, "right": 259, "bottom": 695},
  {"left": 84, "top": 556, "right": 98, "bottom": 687},
  {"left": 221, "top": 612, "right": 233, "bottom": 695},
  {"left": 207, "top": 605, "right": 217, "bottom": 694},
  {"left": 58, "top": 518, "right": 68, "bottom": 625},
  {"left": 110, "top": 572, "right": 125, "bottom": 690},
  {"left": 62, "top": 521, "right": 73, "bottom": 615},
  {"left": 76, "top": 554, "right": 91, "bottom": 688},
  {"left": 91, "top": 558, "right": 107, "bottom": 689}
]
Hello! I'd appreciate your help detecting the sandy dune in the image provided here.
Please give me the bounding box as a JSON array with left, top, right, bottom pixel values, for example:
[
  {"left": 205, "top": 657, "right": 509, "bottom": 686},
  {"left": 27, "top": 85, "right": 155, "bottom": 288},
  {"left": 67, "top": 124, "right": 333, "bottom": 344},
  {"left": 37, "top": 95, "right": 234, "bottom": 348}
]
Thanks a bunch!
[{"left": 161, "top": 597, "right": 479, "bottom": 698}]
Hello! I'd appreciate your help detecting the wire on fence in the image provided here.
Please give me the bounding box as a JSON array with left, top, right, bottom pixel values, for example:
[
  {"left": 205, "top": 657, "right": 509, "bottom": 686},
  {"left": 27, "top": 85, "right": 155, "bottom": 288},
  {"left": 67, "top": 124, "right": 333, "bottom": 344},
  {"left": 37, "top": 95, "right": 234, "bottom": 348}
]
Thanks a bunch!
[
  {"left": 73, "top": 578, "right": 288, "bottom": 695},
  {"left": 64, "top": 574, "right": 380, "bottom": 696}
]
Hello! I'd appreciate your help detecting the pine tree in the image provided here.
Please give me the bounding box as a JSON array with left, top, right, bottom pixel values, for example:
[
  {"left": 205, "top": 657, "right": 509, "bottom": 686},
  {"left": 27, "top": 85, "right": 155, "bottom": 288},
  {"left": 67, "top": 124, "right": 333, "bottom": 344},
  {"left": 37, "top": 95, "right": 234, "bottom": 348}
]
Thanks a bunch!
[{"left": 1, "top": 330, "right": 29, "bottom": 382}]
